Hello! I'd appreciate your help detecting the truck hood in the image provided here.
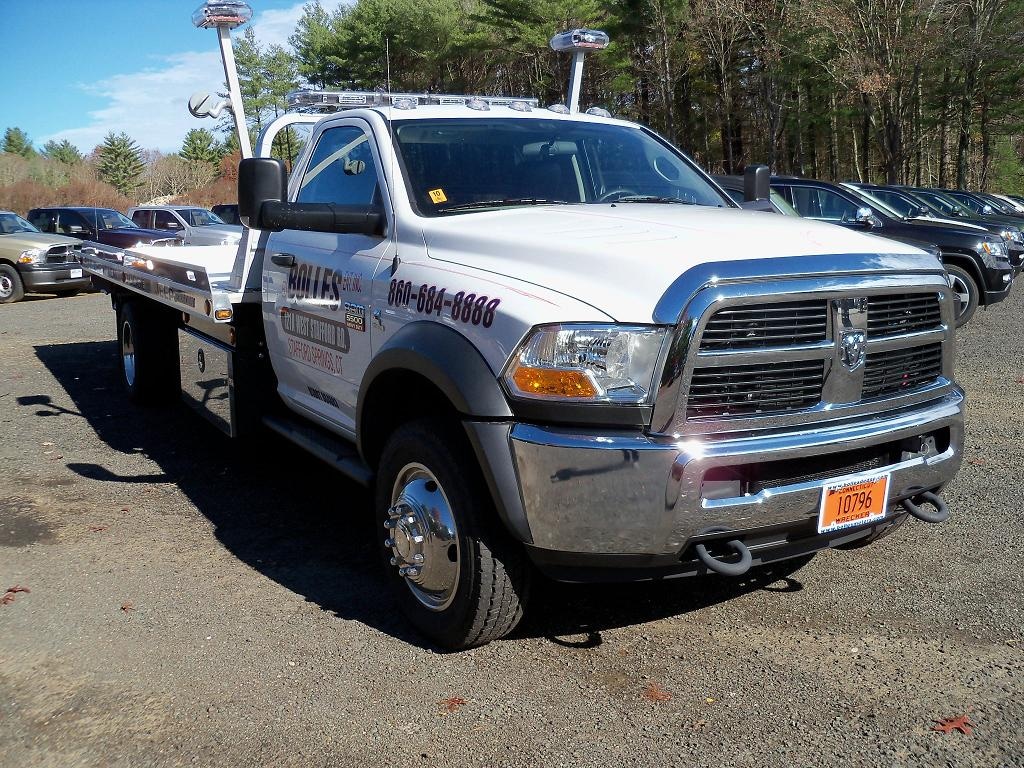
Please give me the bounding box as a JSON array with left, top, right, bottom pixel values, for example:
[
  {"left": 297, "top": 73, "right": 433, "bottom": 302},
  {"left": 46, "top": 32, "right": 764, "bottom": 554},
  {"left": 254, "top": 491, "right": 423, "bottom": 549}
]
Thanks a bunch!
[
  {"left": 419, "top": 204, "right": 929, "bottom": 322},
  {"left": 98, "top": 228, "right": 183, "bottom": 245},
  {"left": 0, "top": 232, "right": 80, "bottom": 253},
  {"left": 191, "top": 224, "right": 242, "bottom": 239}
]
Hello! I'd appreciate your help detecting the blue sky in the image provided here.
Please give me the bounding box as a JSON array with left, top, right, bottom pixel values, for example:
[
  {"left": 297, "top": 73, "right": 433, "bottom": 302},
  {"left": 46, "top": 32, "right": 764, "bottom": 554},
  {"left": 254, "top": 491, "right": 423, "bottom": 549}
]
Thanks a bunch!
[{"left": 0, "top": 0, "right": 346, "bottom": 154}]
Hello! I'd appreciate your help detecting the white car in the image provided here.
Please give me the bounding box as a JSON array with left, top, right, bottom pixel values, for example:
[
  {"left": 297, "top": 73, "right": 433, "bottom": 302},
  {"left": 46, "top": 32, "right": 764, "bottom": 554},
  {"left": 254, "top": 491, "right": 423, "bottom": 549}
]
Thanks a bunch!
[{"left": 127, "top": 205, "right": 242, "bottom": 246}]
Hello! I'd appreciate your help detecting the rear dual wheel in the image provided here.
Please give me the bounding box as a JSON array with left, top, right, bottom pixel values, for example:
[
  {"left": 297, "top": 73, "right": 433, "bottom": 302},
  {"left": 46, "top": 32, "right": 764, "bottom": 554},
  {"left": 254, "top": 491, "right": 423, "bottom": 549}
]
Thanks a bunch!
[
  {"left": 376, "top": 419, "right": 530, "bottom": 649},
  {"left": 117, "top": 301, "right": 180, "bottom": 404}
]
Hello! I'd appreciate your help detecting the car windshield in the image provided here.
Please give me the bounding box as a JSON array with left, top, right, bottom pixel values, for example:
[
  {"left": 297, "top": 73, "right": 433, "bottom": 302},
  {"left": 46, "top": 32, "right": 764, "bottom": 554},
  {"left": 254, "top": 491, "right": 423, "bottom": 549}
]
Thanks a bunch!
[
  {"left": 864, "top": 189, "right": 921, "bottom": 218},
  {"left": 177, "top": 208, "right": 225, "bottom": 226},
  {"left": 392, "top": 118, "right": 730, "bottom": 215},
  {"left": 843, "top": 186, "right": 903, "bottom": 219},
  {"left": 977, "top": 194, "right": 1012, "bottom": 214},
  {"left": 85, "top": 209, "right": 138, "bottom": 230},
  {"left": 913, "top": 190, "right": 962, "bottom": 216},
  {"left": 946, "top": 192, "right": 988, "bottom": 214},
  {"left": 0, "top": 212, "right": 40, "bottom": 234}
]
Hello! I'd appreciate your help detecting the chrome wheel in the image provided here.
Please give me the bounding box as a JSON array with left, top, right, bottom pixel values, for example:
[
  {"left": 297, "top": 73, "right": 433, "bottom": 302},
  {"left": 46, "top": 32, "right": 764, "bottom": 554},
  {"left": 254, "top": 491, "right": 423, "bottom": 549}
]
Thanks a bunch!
[
  {"left": 386, "top": 462, "right": 460, "bottom": 612},
  {"left": 949, "top": 273, "right": 971, "bottom": 317},
  {"left": 0, "top": 274, "right": 13, "bottom": 300},
  {"left": 121, "top": 320, "right": 137, "bottom": 387}
]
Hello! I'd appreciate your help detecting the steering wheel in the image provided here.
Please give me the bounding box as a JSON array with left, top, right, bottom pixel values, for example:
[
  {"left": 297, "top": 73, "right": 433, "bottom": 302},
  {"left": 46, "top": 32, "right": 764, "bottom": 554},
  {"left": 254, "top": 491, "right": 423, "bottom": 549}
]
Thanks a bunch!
[{"left": 598, "top": 187, "right": 641, "bottom": 203}]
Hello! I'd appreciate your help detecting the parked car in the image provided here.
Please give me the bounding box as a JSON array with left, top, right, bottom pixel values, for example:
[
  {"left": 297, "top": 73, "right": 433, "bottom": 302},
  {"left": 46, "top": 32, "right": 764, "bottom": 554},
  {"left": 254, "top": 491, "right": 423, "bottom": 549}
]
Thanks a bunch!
[
  {"left": 711, "top": 174, "right": 800, "bottom": 215},
  {"left": 849, "top": 183, "right": 1024, "bottom": 276},
  {"left": 0, "top": 210, "right": 90, "bottom": 303},
  {"left": 211, "top": 203, "right": 240, "bottom": 225},
  {"left": 771, "top": 177, "right": 1014, "bottom": 326},
  {"left": 26, "top": 207, "right": 183, "bottom": 250},
  {"left": 990, "top": 193, "right": 1024, "bottom": 214},
  {"left": 127, "top": 205, "right": 242, "bottom": 246}
]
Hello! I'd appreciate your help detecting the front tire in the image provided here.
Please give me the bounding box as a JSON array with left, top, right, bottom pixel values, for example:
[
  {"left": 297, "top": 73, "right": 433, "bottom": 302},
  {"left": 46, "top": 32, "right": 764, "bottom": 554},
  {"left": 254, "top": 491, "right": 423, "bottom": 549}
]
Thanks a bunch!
[
  {"left": 0, "top": 264, "right": 25, "bottom": 304},
  {"left": 945, "top": 264, "right": 979, "bottom": 327},
  {"left": 117, "top": 300, "right": 179, "bottom": 404},
  {"left": 376, "top": 419, "right": 529, "bottom": 649}
]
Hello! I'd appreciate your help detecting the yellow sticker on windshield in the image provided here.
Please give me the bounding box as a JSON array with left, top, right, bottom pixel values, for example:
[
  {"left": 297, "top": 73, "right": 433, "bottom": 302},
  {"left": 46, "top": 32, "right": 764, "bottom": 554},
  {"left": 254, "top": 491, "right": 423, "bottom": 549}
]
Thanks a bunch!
[{"left": 428, "top": 188, "right": 448, "bottom": 204}]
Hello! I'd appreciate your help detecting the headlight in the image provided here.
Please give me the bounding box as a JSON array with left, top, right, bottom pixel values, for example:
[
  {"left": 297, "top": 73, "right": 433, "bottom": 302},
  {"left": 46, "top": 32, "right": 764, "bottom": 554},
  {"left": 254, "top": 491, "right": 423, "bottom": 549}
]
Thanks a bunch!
[
  {"left": 503, "top": 324, "right": 667, "bottom": 404},
  {"left": 979, "top": 240, "right": 1006, "bottom": 260},
  {"left": 18, "top": 248, "right": 44, "bottom": 264},
  {"left": 1000, "top": 228, "right": 1023, "bottom": 244}
]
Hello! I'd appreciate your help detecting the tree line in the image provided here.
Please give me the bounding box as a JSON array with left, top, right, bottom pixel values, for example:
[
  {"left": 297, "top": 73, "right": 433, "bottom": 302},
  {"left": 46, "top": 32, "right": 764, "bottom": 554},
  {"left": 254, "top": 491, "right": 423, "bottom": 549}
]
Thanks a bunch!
[{"left": 3, "top": 0, "right": 1022, "bottom": 215}]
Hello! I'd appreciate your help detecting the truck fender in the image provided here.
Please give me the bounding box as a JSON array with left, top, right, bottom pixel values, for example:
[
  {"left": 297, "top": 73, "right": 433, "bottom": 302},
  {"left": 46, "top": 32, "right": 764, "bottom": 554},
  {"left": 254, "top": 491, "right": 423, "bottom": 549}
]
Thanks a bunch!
[{"left": 357, "top": 322, "right": 532, "bottom": 544}]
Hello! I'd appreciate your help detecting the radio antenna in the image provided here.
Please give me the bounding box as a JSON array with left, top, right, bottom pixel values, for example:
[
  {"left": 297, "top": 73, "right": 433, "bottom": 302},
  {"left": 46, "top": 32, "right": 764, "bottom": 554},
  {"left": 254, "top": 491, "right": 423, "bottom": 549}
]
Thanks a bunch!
[{"left": 385, "top": 35, "right": 399, "bottom": 265}]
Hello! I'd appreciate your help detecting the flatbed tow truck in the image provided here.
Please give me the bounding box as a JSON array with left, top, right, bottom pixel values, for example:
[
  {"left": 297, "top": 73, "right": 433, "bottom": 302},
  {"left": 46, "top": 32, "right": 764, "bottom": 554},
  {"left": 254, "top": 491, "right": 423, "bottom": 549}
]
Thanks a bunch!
[{"left": 82, "top": 2, "right": 964, "bottom": 648}]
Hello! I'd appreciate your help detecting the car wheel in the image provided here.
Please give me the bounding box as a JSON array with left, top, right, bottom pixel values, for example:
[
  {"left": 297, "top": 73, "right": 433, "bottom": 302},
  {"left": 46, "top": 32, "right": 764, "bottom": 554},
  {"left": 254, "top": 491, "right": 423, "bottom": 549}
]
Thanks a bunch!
[
  {"left": 945, "top": 264, "right": 979, "bottom": 327},
  {"left": 117, "top": 301, "right": 180, "bottom": 404},
  {"left": 376, "top": 419, "right": 530, "bottom": 649},
  {"left": 0, "top": 264, "right": 25, "bottom": 304}
]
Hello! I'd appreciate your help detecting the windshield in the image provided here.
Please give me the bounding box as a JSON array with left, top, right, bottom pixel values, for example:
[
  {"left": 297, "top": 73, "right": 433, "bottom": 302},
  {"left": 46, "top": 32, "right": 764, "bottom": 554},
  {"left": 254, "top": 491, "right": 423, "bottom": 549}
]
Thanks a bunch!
[
  {"left": 946, "top": 192, "right": 989, "bottom": 214},
  {"left": 0, "top": 212, "right": 40, "bottom": 234},
  {"left": 392, "top": 118, "right": 730, "bottom": 215},
  {"left": 977, "top": 194, "right": 1012, "bottom": 214},
  {"left": 177, "top": 208, "right": 225, "bottom": 226},
  {"left": 842, "top": 185, "right": 903, "bottom": 219},
  {"left": 913, "top": 190, "right": 962, "bottom": 216},
  {"left": 86, "top": 209, "right": 138, "bottom": 230}
]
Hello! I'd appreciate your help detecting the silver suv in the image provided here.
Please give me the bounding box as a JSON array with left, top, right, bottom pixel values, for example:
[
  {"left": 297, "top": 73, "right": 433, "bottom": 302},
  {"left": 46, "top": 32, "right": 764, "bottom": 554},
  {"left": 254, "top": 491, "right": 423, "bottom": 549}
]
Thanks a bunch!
[{"left": 127, "top": 205, "right": 242, "bottom": 246}]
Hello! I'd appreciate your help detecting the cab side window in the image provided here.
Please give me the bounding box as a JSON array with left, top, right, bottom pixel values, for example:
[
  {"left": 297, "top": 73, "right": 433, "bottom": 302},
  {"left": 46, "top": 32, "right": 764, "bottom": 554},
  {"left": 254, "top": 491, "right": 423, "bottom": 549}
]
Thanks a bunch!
[
  {"left": 29, "top": 210, "right": 56, "bottom": 232},
  {"left": 57, "top": 210, "right": 88, "bottom": 235},
  {"left": 790, "top": 187, "right": 859, "bottom": 222},
  {"left": 297, "top": 126, "right": 380, "bottom": 207},
  {"left": 131, "top": 210, "right": 152, "bottom": 228},
  {"left": 154, "top": 210, "right": 181, "bottom": 230}
]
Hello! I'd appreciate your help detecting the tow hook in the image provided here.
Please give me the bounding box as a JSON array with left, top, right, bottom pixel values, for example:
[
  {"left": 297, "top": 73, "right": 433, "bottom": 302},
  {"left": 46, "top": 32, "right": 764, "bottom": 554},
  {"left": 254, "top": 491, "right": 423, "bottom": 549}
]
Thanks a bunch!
[
  {"left": 901, "top": 490, "right": 950, "bottom": 524},
  {"left": 693, "top": 527, "right": 753, "bottom": 577}
]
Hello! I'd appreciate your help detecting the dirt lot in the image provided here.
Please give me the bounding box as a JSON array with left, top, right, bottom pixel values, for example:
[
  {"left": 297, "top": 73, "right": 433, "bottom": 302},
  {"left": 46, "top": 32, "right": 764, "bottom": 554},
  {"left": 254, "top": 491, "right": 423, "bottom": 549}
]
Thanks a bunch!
[{"left": 1, "top": 287, "right": 1022, "bottom": 768}]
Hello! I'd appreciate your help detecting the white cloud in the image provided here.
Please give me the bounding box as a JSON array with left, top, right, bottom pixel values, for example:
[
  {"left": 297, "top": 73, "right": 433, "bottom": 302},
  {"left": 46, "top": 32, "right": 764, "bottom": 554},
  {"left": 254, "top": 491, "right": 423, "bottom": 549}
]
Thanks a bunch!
[{"left": 39, "top": 1, "right": 349, "bottom": 154}]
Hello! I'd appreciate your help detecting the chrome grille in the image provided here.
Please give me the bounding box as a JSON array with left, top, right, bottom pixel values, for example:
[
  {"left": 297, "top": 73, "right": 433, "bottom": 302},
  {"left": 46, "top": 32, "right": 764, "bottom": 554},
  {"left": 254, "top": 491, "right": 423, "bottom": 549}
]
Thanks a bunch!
[
  {"left": 862, "top": 343, "right": 943, "bottom": 399},
  {"left": 686, "top": 360, "right": 824, "bottom": 418},
  {"left": 866, "top": 293, "right": 941, "bottom": 338},
  {"left": 699, "top": 299, "right": 828, "bottom": 351}
]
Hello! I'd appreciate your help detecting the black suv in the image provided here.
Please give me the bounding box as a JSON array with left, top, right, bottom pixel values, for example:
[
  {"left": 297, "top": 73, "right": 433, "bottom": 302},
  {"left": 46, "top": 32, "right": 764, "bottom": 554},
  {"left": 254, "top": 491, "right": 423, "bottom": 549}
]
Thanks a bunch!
[
  {"left": 771, "top": 177, "right": 1014, "bottom": 326},
  {"left": 847, "top": 183, "right": 1024, "bottom": 276},
  {"left": 26, "top": 207, "right": 182, "bottom": 250}
]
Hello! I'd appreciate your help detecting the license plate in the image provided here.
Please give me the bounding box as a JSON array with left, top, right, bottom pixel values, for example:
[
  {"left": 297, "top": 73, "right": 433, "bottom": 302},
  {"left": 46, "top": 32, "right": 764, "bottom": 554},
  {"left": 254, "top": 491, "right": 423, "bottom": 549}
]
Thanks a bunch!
[
  {"left": 817, "top": 472, "right": 890, "bottom": 534},
  {"left": 70, "top": 268, "right": 83, "bottom": 278}
]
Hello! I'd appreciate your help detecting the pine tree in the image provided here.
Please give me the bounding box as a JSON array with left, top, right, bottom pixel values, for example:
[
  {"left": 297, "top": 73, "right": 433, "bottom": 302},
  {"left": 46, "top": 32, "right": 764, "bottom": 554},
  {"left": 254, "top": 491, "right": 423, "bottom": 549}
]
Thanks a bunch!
[
  {"left": 41, "top": 139, "right": 83, "bottom": 165},
  {"left": 3, "top": 127, "right": 35, "bottom": 157},
  {"left": 96, "top": 132, "right": 146, "bottom": 196},
  {"left": 181, "top": 128, "right": 222, "bottom": 167}
]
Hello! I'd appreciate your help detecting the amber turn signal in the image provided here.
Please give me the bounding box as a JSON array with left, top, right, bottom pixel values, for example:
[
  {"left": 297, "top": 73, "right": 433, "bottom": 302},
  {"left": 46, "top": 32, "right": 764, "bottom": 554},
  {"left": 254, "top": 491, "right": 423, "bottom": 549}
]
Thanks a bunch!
[{"left": 511, "top": 367, "right": 598, "bottom": 398}]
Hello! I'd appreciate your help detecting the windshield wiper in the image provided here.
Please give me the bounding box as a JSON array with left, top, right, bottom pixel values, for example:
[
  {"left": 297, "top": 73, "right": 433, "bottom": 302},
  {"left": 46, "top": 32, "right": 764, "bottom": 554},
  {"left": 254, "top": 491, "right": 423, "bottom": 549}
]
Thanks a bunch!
[
  {"left": 439, "top": 198, "right": 569, "bottom": 213},
  {"left": 612, "top": 195, "right": 696, "bottom": 205}
]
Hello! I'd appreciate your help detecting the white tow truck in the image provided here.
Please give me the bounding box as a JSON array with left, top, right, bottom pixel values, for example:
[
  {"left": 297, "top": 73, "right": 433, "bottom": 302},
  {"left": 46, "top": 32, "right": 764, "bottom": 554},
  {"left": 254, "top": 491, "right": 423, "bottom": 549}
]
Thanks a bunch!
[{"left": 82, "top": 2, "right": 965, "bottom": 648}]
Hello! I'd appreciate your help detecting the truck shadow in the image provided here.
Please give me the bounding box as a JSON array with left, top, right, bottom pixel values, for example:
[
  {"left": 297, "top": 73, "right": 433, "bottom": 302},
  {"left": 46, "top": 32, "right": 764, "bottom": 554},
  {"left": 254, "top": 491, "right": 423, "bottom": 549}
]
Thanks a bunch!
[{"left": 31, "top": 340, "right": 811, "bottom": 651}]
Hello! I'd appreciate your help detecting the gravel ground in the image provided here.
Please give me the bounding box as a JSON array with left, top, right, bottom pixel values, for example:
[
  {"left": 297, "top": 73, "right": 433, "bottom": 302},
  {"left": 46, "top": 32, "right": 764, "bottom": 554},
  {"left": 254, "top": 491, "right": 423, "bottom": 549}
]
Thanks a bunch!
[{"left": 1, "top": 287, "right": 1022, "bottom": 768}]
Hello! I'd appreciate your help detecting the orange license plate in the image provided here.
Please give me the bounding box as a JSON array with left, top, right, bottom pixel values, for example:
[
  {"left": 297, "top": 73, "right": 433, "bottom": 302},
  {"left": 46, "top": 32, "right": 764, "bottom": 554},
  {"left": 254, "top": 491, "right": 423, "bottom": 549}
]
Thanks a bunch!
[{"left": 818, "top": 472, "right": 890, "bottom": 534}]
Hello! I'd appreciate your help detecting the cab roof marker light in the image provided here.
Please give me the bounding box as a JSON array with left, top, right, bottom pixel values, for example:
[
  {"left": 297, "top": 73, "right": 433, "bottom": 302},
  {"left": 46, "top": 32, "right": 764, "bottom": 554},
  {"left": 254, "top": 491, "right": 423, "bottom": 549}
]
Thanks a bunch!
[
  {"left": 192, "top": 1, "right": 252, "bottom": 30},
  {"left": 509, "top": 100, "right": 532, "bottom": 112},
  {"left": 547, "top": 103, "right": 570, "bottom": 114},
  {"left": 392, "top": 97, "right": 418, "bottom": 110},
  {"left": 466, "top": 98, "right": 490, "bottom": 111},
  {"left": 585, "top": 107, "right": 612, "bottom": 118}
]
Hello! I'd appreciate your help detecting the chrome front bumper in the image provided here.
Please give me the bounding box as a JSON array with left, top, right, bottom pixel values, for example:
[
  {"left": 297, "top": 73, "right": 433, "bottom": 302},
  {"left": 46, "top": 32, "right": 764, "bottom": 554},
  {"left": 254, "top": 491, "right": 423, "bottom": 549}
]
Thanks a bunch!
[{"left": 508, "top": 389, "right": 964, "bottom": 558}]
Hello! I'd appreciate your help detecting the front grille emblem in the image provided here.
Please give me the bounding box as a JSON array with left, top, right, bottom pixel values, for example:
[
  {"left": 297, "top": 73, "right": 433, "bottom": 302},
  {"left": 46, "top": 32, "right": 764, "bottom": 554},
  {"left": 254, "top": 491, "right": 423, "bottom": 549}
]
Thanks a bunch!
[{"left": 840, "top": 329, "right": 866, "bottom": 370}]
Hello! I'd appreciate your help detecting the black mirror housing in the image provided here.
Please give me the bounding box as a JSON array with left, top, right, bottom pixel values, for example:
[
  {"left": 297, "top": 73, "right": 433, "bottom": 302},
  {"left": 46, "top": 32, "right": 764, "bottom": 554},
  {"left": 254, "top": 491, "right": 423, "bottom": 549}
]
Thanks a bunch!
[
  {"left": 743, "top": 164, "right": 770, "bottom": 202},
  {"left": 238, "top": 157, "right": 288, "bottom": 229},
  {"left": 260, "top": 202, "right": 385, "bottom": 237}
]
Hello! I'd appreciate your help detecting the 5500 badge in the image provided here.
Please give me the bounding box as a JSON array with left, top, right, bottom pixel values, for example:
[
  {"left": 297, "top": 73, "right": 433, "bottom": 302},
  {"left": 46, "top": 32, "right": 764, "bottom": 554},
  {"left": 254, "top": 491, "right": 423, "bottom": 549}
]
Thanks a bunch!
[{"left": 387, "top": 280, "right": 500, "bottom": 328}]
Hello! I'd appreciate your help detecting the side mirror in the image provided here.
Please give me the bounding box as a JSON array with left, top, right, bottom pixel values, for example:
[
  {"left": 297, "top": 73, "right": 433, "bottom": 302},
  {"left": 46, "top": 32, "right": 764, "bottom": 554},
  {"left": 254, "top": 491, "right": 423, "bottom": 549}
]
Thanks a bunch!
[
  {"left": 260, "top": 202, "right": 385, "bottom": 237},
  {"left": 918, "top": 206, "right": 930, "bottom": 217},
  {"left": 855, "top": 206, "right": 875, "bottom": 227},
  {"left": 67, "top": 225, "right": 86, "bottom": 235},
  {"left": 951, "top": 205, "right": 963, "bottom": 215},
  {"left": 239, "top": 157, "right": 288, "bottom": 229},
  {"left": 982, "top": 204, "right": 994, "bottom": 215},
  {"left": 743, "top": 164, "right": 770, "bottom": 202}
]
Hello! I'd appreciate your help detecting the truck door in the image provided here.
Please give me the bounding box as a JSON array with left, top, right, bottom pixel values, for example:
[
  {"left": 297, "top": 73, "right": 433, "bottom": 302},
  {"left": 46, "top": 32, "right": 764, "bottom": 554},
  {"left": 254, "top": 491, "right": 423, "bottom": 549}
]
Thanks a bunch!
[{"left": 262, "top": 120, "right": 391, "bottom": 435}]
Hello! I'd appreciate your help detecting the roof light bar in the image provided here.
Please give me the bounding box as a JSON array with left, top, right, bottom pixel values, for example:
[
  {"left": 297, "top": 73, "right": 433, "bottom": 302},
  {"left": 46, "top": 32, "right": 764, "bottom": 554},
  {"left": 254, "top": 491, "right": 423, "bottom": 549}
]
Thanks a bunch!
[
  {"left": 286, "top": 89, "right": 540, "bottom": 113},
  {"left": 192, "top": 1, "right": 252, "bottom": 29},
  {"left": 549, "top": 29, "right": 610, "bottom": 52}
]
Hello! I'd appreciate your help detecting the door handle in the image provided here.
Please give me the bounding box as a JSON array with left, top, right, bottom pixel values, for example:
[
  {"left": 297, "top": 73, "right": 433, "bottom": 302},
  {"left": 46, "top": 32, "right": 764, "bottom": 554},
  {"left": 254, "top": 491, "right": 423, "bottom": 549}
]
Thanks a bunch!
[{"left": 271, "top": 253, "right": 296, "bottom": 267}]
